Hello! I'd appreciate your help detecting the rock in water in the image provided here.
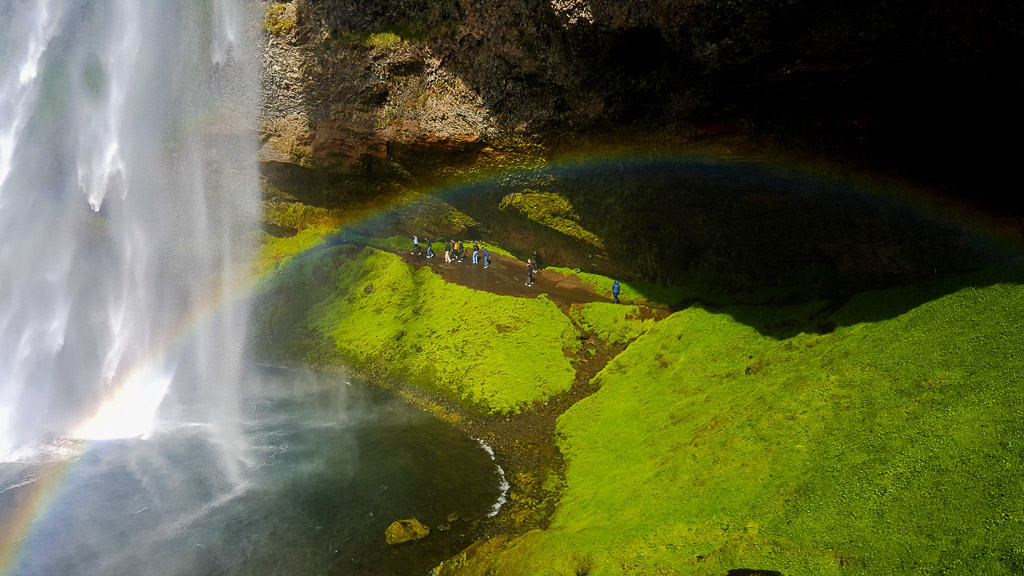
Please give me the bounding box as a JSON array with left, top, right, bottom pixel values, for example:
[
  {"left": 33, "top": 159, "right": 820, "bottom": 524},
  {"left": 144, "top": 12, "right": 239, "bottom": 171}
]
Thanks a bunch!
[{"left": 385, "top": 519, "right": 430, "bottom": 545}]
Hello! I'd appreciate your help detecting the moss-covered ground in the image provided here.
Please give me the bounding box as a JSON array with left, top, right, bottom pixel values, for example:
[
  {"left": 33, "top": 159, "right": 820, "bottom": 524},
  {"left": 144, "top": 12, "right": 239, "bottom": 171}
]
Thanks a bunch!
[
  {"left": 254, "top": 245, "right": 580, "bottom": 414},
  {"left": 253, "top": 222, "right": 1024, "bottom": 575},
  {"left": 437, "top": 259, "right": 1024, "bottom": 575},
  {"left": 569, "top": 303, "right": 653, "bottom": 346},
  {"left": 499, "top": 190, "right": 604, "bottom": 249},
  {"left": 256, "top": 228, "right": 332, "bottom": 274},
  {"left": 546, "top": 265, "right": 806, "bottom": 309},
  {"left": 545, "top": 266, "right": 696, "bottom": 307}
]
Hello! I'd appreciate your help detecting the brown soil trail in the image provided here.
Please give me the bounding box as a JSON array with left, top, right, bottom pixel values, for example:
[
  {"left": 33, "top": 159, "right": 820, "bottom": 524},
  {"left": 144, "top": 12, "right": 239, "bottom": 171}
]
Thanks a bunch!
[
  {"left": 354, "top": 242, "right": 672, "bottom": 544},
  {"left": 385, "top": 247, "right": 615, "bottom": 307}
]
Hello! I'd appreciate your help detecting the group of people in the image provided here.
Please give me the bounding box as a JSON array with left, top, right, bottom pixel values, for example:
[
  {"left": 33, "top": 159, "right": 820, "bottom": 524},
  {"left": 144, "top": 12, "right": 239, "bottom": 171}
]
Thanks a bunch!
[
  {"left": 412, "top": 235, "right": 622, "bottom": 301},
  {"left": 412, "top": 236, "right": 490, "bottom": 268}
]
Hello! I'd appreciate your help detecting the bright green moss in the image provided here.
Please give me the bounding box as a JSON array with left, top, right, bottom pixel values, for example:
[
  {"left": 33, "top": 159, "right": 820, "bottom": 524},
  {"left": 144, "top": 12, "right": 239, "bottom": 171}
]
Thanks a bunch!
[
  {"left": 256, "top": 246, "right": 580, "bottom": 414},
  {"left": 398, "top": 195, "right": 480, "bottom": 237},
  {"left": 500, "top": 190, "right": 574, "bottom": 216},
  {"left": 571, "top": 303, "right": 653, "bottom": 346},
  {"left": 348, "top": 234, "right": 412, "bottom": 252},
  {"left": 263, "top": 201, "right": 341, "bottom": 232},
  {"left": 256, "top": 227, "right": 331, "bottom": 275},
  {"left": 476, "top": 243, "right": 516, "bottom": 259},
  {"left": 499, "top": 191, "right": 604, "bottom": 249},
  {"left": 440, "top": 260, "right": 1024, "bottom": 575},
  {"left": 365, "top": 31, "right": 403, "bottom": 49},
  {"left": 546, "top": 266, "right": 694, "bottom": 307},
  {"left": 547, "top": 265, "right": 831, "bottom": 308},
  {"left": 287, "top": 145, "right": 320, "bottom": 168},
  {"left": 263, "top": 3, "right": 295, "bottom": 35},
  {"left": 437, "top": 136, "right": 548, "bottom": 186}
]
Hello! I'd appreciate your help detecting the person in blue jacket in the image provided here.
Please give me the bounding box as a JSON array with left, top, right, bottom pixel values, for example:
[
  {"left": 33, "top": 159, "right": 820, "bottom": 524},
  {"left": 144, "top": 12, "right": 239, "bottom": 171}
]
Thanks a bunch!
[
  {"left": 612, "top": 279, "right": 621, "bottom": 304},
  {"left": 482, "top": 248, "right": 490, "bottom": 268}
]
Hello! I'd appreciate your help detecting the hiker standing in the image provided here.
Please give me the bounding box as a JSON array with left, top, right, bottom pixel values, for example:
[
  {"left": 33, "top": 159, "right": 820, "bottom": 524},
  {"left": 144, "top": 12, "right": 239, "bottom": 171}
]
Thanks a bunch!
[
  {"left": 532, "top": 249, "right": 540, "bottom": 269},
  {"left": 444, "top": 241, "right": 452, "bottom": 264},
  {"left": 472, "top": 243, "right": 480, "bottom": 264},
  {"left": 412, "top": 235, "right": 421, "bottom": 255},
  {"left": 526, "top": 258, "right": 536, "bottom": 287},
  {"left": 612, "top": 279, "right": 621, "bottom": 304},
  {"left": 456, "top": 240, "right": 464, "bottom": 262},
  {"left": 482, "top": 248, "right": 490, "bottom": 269}
]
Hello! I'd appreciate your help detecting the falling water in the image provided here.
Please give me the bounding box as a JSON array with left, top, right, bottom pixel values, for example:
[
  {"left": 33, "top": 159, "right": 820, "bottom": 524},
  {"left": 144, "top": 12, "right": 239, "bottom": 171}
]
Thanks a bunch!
[{"left": 0, "top": 1, "right": 259, "bottom": 461}]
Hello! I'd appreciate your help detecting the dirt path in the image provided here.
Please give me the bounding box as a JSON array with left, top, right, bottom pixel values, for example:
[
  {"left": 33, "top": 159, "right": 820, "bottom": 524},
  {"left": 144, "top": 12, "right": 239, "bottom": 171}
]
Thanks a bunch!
[
  {"left": 376, "top": 243, "right": 606, "bottom": 305},
  {"left": 354, "top": 243, "right": 672, "bottom": 547},
  {"left": 385, "top": 247, "right": 614, "bottom": 307},
  {"left": 389, "top": 246, "right": 673, "bottom": 321}
]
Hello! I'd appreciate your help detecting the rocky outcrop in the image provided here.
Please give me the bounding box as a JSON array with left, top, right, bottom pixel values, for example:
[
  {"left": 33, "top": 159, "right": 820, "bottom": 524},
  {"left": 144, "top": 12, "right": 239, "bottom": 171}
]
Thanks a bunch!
[
  {"left": 261, "top": 0, "right": 1024, "bottom": 205},
  {"left": 257, "top": 0, "right": 1021, "bottom": 299},
  {"left": 261, "top": 3, "right": 489, "bottom": 173},
  {"left": 385, "top": 518, "right": 431, "bottom": 545}
]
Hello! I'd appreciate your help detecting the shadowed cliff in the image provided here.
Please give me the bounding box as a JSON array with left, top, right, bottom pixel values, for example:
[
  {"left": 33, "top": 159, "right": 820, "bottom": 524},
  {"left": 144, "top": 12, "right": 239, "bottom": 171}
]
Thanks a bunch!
[{"left": 267, "top": 0, "right": 1024, "bottom": 211}]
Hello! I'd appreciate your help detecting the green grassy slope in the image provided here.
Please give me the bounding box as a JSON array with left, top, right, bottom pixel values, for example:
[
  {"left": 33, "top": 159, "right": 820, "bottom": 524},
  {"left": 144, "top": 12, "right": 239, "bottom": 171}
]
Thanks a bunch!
[
  {"left": 253, "top": 245, "right": 580, "bottom": 414},
  {"left": 570, "top": 303, "right": 654, "bottom": 346},
  {"left": 546, "top": 266, "right": 693, "bottom": 307},
  {"left": 256, "top": 228, "right": 332, "bottom": 274},
  {"left": 440, "top": 260, "right": 1024, "bottom": 575}
]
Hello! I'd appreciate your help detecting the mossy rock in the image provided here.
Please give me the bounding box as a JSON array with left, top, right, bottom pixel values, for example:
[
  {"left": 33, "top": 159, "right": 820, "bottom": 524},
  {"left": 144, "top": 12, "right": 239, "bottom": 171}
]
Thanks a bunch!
[
  {"left": 499, "top": 190, "right": 604, "bottom": 249},
  {"left": 385, "top": 518, "right": 430, "bottom": 545},
  {"left": 263, "top": 3, "right": 295, "bottom": 36},
  {"left": 252, "top": 245, "right": 580, "bottom": 414}
]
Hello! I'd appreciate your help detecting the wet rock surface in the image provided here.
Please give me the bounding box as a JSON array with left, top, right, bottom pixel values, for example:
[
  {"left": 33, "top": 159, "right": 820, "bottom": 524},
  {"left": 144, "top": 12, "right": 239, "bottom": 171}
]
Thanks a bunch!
[
  {"left": 262, "top": 0, "right": 1024, "bottom": 206},
  {"left": 385, "top": 518, "right": 431, "bottom": 545}
]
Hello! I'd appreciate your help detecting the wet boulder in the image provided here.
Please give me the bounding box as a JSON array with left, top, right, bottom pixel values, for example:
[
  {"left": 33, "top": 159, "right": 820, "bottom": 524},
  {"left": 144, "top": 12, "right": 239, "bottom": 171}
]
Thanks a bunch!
[{"left": 385, "top": 518, "right": 430, "bottom": 545}]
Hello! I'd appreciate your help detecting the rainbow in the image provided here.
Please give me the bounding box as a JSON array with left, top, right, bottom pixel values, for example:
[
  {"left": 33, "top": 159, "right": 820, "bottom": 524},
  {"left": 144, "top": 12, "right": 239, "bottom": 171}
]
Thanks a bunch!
[
  {"left": 0, "top": 459, "right": 69, "bottom": 574},
  {"left": 0, "top": 263, "right": 270, "bottom": 575},
  {"left": 1, "top": 149, "right": 1017, "bottom": 574},
  {"left": 300, "top": 147, "right": 1022, "bottom": 251}
]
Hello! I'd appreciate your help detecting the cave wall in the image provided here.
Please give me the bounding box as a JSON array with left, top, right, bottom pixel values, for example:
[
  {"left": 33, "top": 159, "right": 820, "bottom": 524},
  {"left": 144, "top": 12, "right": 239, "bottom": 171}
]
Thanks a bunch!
[
  {"left": 264, "top": 0, "right": 1023, "bottom": 201},
  {"left": 259, "top": 0, "right": 1022, "bottom": 300}
]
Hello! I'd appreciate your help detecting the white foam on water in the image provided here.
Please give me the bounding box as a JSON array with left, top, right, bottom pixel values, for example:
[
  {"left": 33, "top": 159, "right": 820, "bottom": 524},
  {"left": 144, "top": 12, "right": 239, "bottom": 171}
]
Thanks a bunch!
[{"left": 474, "top": 437, "right": 510, "bottom": 518}]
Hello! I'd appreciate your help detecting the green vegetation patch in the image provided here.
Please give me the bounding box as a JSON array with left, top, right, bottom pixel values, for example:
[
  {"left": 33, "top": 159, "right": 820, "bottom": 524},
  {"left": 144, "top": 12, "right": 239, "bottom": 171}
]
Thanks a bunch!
[
  {"left": 255, "top": 246, "right": 580, "bottom": 414},
  {"left": 348, "top": 234, "right": 412, "bottom": 252},
  {"left": 395, "top": 194, "right": 479, "bottom": 238},
  {"left": 440, "top": 260, "right": 1024, "bottom": 575},
  {"left": 263, "top": 3, "right": 295, "bottom": 36},
  {"left": 437, "top": 135, "right": 549, "bottom": 187},
  {"left": 546, "top": 266, "right": 693, "bottom": 307},
  {"left": 548, "top": 264, "right": 832, "bottom": 309},
  {"left": 571, "top": 303, "right": 653, "bottom": 346},
  {"left": 500, "top": 190, "right": 604, "bottom": 249},
  {"left": 351, "top": 235, "right": 510, "bottom": 261},
  {"left": 263, "top": 201, "right": 341, "bottom": 233},
  {"left": 365, "top": 31, "right": 403, "bottom": 49},
  {"left": 287, "top": 145, "right": 322, "bottom": 169},
  {"left": 256, "top": 227, "right": 331, "bottom": 275}
]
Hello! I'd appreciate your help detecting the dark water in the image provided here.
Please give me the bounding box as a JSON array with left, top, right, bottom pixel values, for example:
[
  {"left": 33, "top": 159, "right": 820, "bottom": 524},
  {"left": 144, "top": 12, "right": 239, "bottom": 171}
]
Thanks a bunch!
[{"left": 0, "top": 367, "right": 502, "bottom": 576}]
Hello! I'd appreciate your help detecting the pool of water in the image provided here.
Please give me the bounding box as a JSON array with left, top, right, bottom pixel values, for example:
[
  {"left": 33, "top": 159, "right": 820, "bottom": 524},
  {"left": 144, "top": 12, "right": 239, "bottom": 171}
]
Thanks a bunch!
[{"left": 0, "top": 366, "right": 502, "bottom": 576}]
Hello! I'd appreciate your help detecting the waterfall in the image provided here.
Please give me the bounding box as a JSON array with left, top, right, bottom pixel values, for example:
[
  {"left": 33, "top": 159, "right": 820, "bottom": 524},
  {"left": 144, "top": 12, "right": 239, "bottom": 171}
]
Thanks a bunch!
[{"left": 0, "top": 1, "right": 260, "bottom": 461}]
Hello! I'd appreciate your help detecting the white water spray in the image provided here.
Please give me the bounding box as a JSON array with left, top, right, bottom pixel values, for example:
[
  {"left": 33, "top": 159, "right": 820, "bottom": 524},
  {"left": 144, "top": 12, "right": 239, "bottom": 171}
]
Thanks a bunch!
[{"left": 0, "top": 1, "right": 260, "bottom": 462}]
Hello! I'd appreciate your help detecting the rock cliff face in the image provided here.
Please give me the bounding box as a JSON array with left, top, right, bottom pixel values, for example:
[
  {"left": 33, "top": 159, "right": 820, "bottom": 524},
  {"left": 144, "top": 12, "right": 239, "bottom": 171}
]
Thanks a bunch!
[
  {"left": 263, "top": 0, "right": 1022, "bottom": 194},
  {"left": 261, "top": 1, "right": 489, "bottom": 173},
  {"left": 259, "top": 0, "right": 1021, "bottom": 298}
]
